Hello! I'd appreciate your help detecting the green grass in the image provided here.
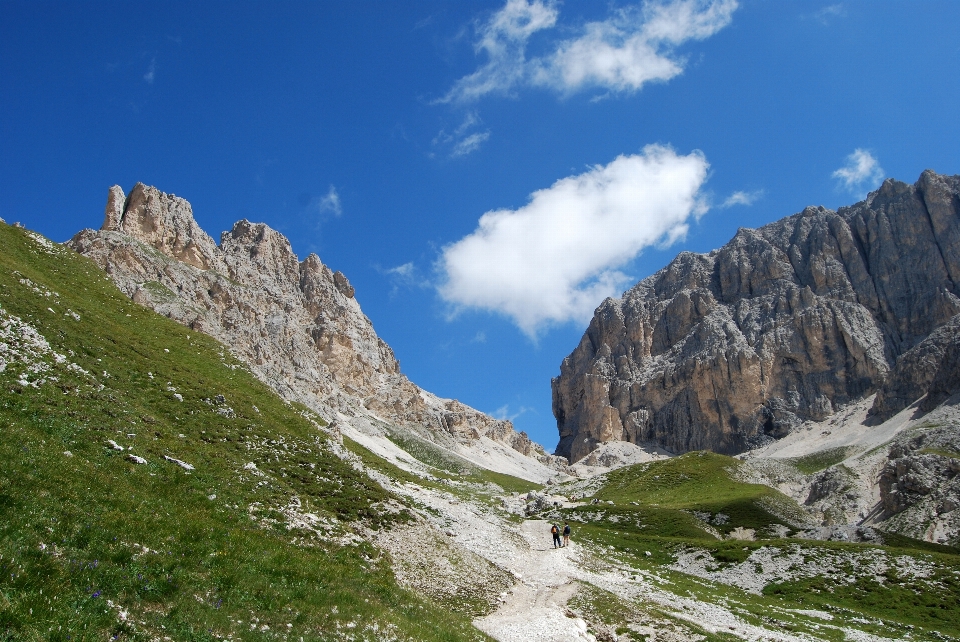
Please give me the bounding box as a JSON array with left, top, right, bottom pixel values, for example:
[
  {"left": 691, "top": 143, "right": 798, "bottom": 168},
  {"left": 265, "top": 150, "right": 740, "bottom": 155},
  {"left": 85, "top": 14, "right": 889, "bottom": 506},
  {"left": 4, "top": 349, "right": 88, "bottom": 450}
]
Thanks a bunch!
[
  {"left": 468, "top": 468, "right": 536, "bottom": 495},
  {"left": 0, "top": 223, "right": 491, "bottom": 641},
  {"left": 762, "top": 552, "right": 960, "bottom": 636},
  {"left": 568, "top": 581, "right": 762, "bottom": 642},
  {"left": 877, "top": 531, "right": 960, "bottom": 555},
  {"left": 140, "top": 280, "right": 180, "bottom": 303},
  {"left": 385, "top": 429, "right": 473, "bottom": 476},
  {"left": 343, "top": 435, "right": 440, "bottom": 489},
  {"left": 587, "top": 451, "right": 802, "bottom": 536},
  {"left": 556, "top": 451, "right": 960, "bottom": 640},
  {"left": 786, "top": 447, "right": 853, "bottom": 474},
  {"left": 571, "top": 519, "right": 960, "bottom": 640},
  {"left": 384, "top": 428, "right": 537, "bottom": 496}
]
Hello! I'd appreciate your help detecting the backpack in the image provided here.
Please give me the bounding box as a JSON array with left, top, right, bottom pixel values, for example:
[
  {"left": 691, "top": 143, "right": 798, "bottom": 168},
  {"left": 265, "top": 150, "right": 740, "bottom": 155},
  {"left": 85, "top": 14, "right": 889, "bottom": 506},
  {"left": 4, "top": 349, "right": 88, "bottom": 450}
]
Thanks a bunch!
[{"left": 551, "top": 525, "right": 558, "bottom": 535}]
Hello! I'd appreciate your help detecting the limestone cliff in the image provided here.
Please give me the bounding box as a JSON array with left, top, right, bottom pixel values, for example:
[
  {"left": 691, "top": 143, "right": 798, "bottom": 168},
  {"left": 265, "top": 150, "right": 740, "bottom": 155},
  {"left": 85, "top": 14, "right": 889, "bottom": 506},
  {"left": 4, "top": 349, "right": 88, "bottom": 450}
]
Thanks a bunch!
[
  {"left": 553, "top": 171, "right": 960, "bottom": 462},
  {"left": 71, "top": 183, "right": 549, "bottom": 462}
]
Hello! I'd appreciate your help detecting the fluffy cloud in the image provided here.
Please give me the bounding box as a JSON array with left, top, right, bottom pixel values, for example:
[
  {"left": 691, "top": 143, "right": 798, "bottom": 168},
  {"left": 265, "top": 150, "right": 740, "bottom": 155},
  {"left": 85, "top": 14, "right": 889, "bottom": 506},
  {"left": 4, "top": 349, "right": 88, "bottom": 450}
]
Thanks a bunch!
[
  {"left": 535, "top": 0, "right": 737, "bottom": 93},
  {"left": 441, "top": 0, "right": 737, "bottom": 102},
  {"left": 381, "top": 262, "right": 431, "bottom": 295},
  {"left": 143, "top": 57, "right": 156, "bottom": 84},
  {"left": 492, "top": 404, "right": 531, "bottom": 421},
  {"left": 438, "top": 144, "right": 709, "bottom": 336},
  {"left": 452, "top": 131, "right": 492, "bottom": 158},
  {"left": 813, "top": 4, "right": 846, "bottom": 25},
  {"left": 832, "top": 149, "right": 884, "bottom": 197}
]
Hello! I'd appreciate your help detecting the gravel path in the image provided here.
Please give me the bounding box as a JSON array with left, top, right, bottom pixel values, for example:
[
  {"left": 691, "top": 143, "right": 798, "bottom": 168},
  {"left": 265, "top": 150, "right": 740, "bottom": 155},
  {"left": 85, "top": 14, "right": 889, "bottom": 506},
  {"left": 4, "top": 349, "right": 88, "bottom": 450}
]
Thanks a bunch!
[
  {"left": 383, "top": 469, "right": 902, "bottom": 641},
  {"left": 474, "top": 520, "right": 595, "bottom": 642}
]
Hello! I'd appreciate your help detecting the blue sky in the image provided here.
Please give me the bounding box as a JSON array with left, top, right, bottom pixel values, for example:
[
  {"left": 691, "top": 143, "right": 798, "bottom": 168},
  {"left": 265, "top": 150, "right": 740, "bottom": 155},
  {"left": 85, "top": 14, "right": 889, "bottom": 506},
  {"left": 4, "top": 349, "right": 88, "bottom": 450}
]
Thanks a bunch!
[{"left": 2, "top": 1, "right": 959, "bottom": 450}]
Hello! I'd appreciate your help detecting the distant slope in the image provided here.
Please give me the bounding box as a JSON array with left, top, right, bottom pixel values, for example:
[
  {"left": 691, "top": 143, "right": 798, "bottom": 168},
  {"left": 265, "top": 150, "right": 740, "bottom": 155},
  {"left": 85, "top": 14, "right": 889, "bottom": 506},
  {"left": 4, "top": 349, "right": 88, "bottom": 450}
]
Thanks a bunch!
[
  {"left": 563, "top": 451, "right": 812, "bottom": 543},
  {"left": 554, "top": 171, "right": 960, "bottom": 462},
  {"left": 0, "top": 221, "right": 491, "bottom": 640}
]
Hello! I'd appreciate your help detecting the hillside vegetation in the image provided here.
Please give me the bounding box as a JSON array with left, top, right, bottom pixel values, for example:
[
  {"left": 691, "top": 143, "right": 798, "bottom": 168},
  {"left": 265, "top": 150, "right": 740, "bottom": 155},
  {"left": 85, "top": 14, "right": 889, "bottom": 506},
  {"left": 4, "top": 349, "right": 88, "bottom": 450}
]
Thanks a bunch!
[
  {"left": 0, "top": 222, "right": 492, "bottom": 641},
  {"left": 549, "top": 453, "right": 960, "bottom": 640}
]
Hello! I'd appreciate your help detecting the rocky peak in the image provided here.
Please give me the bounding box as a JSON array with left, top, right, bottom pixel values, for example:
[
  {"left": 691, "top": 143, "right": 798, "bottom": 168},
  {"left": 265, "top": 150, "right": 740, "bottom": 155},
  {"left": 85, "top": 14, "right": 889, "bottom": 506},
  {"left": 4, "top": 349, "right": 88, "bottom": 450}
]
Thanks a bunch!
[
  {"left": 554, "top": 171, "right": 960, "bottom": 463},
  {"left": 70, "top": 183, "right": 559, "bottom": 471},
  {"left": 220, "top": 219, "right": 301, "bottom": 293},
  {"left": 102, "top": 183, "right": 219, "bottom": 271}
]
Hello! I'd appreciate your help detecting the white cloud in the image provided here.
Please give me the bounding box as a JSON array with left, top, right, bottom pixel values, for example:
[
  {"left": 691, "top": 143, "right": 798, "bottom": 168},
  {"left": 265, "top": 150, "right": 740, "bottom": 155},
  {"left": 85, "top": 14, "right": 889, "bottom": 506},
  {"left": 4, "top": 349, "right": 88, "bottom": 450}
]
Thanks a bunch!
[
  {"left": 720, "top": 189, "right": 763, "bottom": 208},
  {"left": 381, "top": 261, "right": 431, "bottom": 293},
  {"left": 143, "top": 58, "right": 156, "bottom": 84},
  {"left": 832, "top": 149, "right": 884, "bottom": 197},
  {"left": 438, "top": 144, "right": 709, "bottom": 337},
  {"left": 441, "top": 0, "right": 737, "bottom": 103},
  {"left": 492, "top": 404, "right": 531, "bottom": 421},
  {"left": 452, "top": 131, "right": 492, "bottom": 158},
  {"left": 433, "top": 112, "right": 492, "bottom": 158},
  {"left": 439, "top": 0, "right": 558, "bottom": 103},
  {"left": 471, "top": 331, "right": 487, "bottom": 343},
  {"left": 812, "top": 4, "right": 846, "bottom": 25},
  {"left": 536, "top": 0, "right": 737, "bottom": 93},
  {"left": 387, "top": 262, "right": 415, "bottom": 278},
  {"left": 317, "top": 185, "right": 342, "bottom": 217}
]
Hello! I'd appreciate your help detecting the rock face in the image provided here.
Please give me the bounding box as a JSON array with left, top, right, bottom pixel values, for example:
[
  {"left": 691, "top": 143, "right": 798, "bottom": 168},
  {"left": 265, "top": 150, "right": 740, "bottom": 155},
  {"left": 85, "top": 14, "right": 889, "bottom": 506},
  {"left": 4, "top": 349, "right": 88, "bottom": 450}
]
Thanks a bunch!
[
  {"left": 878, "top": 424, "right": 960, "bottom": 544},
  {"left": 871, "top": 314, "right": 960, "bottom": 419},
  {"left": 71, "top": 183, "right": 549, "bottom": 461},
  {"left": 554, "top": 171, "right": 960, "bottom": 463}
]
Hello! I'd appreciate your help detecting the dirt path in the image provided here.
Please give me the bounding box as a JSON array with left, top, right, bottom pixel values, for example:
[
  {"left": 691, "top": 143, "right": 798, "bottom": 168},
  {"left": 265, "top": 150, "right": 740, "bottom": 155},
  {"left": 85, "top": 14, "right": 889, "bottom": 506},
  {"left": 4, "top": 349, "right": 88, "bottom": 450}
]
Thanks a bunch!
[
  {"left": 392, "top": 479, "right": 890, "bottom": 642},
  {"left": 474, "top": 519, "right": 595, "bottom": 642},
  {"left": 471, "top": 517, "right": 841, "bottom": 642}
]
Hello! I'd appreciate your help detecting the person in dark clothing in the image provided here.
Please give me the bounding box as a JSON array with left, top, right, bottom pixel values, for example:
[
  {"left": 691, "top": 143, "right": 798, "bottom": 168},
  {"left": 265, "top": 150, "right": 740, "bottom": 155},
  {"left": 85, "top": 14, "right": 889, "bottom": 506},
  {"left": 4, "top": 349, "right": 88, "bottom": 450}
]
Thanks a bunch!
[
  {"left": 551, "top": 523, "right": 561, "bottom": 548},
  {"left": 562, "top": 522, "right": 571, "bottom": 547}
]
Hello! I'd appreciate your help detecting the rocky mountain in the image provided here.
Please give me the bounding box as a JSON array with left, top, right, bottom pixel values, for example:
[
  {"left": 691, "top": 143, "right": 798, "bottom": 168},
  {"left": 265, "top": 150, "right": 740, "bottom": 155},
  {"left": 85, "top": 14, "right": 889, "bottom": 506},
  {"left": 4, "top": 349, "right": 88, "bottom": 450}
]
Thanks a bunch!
[
  {"left": 70, "top": 183, "right": 555, "bottom": 469},
  {"left": 5, "top": 217, "right": 960, "bottom": 640},
  {"left": 553, "top": 170, "right": 960, "bottom": 463}
]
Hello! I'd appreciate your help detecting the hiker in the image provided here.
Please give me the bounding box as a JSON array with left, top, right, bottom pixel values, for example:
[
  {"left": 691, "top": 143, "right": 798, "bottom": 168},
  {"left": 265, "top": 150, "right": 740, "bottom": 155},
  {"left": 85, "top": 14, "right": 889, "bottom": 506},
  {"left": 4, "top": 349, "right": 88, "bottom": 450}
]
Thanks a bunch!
[
  {"left": 551, "top": 523, "right": 561, "bottom": 548},
  {"left": 563, "top": 522, "right": 571, "bottom": 547}
]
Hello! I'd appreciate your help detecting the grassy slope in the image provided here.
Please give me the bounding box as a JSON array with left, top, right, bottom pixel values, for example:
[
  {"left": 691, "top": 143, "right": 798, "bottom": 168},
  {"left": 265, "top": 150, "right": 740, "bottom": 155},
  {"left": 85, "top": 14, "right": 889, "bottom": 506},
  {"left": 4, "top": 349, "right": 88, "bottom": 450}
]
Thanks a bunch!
[
  {"left": 383, "top": 429, "right": 536, "bottom": 495},
  {"left": 785, "top": 447, "right": 853, "bottom": 475},
  {"left": 571, "top": 451, "right": 804, "bottom": 541},
  {"left": 0, "top": 223, "right": 490, "bottom": 641},
  {"left": 556, "top": 452, "right": 960, "bottom": 640}
]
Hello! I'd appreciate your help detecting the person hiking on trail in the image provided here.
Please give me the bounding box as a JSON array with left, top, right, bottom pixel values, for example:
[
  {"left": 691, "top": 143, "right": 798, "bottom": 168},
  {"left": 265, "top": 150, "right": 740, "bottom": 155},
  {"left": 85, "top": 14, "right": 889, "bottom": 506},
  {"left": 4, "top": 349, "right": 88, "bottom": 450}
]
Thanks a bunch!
[
  {"left": 551, "top": 523, "right": 561, "bottom": 548},
  {"left": 562, "top": 522, "right": 571, "bottom": 547}
]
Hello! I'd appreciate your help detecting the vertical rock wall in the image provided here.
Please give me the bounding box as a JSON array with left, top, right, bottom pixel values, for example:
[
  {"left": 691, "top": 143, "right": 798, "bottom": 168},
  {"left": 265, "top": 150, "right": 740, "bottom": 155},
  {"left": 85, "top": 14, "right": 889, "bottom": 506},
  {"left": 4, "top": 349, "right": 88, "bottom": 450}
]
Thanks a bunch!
[{"left": 553, "top": 171, "right": 960, "bottom": 462}]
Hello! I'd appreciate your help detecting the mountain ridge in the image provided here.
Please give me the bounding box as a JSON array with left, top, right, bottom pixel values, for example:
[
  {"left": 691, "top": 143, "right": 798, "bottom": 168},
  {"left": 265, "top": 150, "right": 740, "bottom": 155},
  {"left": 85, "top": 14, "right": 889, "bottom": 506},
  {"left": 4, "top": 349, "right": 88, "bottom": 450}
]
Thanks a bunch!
[
  {"left": 69, "top": 182, "right": 565, "bottom": 479},
  {"left": 553, "top": 170, "right": 960, "bottom": 462}
]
